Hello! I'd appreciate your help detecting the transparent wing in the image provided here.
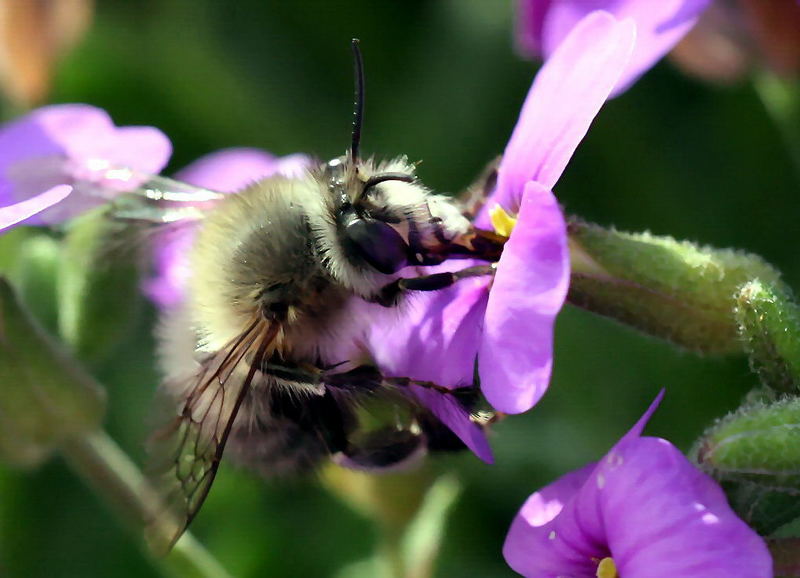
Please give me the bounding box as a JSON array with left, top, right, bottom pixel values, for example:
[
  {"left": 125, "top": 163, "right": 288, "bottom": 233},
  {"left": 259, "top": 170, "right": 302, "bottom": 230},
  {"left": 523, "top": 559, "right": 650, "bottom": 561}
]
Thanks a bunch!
[
  {"left": 145, "top": 319, "right": 278, "bottom": 554},
  {"left": 109, "top": 173, "right": 225, "bottom": 224}
]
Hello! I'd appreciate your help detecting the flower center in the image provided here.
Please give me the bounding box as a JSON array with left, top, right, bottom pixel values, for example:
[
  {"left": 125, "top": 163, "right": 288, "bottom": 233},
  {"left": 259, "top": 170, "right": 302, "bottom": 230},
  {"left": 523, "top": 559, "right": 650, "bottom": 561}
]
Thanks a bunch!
[
  {"left": 596, "top": 557, "right": 618, "bottom": 578},
  {"left": 488, "top": 203, "right": 516, "bottom": 237}
]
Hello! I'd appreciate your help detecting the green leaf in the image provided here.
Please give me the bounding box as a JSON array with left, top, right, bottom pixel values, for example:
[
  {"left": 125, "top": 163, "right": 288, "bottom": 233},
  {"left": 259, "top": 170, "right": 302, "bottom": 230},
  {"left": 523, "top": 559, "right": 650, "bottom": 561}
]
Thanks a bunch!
[{"left": 0, "top": 277, "right": 105, "bottom": 468}]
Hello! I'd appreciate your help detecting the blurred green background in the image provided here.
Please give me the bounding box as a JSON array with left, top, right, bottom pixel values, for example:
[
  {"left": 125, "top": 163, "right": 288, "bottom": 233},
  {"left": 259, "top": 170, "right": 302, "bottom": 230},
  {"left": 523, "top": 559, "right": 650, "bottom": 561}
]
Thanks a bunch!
[{"left": 0, "top": 0, "right": 798, "bottom": 576}]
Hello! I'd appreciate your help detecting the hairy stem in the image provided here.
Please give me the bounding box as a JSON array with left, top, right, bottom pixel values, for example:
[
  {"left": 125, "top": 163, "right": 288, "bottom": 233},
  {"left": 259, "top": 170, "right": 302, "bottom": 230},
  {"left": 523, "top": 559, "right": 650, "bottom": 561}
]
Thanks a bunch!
[{"left": 61, "top": 429, "right": 231, "bottom": 578}]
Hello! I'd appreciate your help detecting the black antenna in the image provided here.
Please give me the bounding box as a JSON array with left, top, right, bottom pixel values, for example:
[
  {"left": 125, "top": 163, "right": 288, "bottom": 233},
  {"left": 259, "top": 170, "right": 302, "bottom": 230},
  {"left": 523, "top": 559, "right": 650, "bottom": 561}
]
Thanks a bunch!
[{"left": 351, "top": 38, "right": 364, "bottom": 164}]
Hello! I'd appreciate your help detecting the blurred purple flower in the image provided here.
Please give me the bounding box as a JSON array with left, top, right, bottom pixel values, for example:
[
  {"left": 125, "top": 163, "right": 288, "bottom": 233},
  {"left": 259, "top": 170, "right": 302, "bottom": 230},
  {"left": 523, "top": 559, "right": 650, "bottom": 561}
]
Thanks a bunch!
[
  {"left": 0, "top": 104, "right": 171, "bottom": 225},
  {"left": 142, "top": 148, "right": 310, "bottom": 309},
  {"left": 516, "top": 0, "right": 712, "bottom": 94},
  {"left": 503, "top": 391, "right": 772, "bottom": 578},
  {"left": 368, "top": 11, "right": 635, "bottom": 417}
]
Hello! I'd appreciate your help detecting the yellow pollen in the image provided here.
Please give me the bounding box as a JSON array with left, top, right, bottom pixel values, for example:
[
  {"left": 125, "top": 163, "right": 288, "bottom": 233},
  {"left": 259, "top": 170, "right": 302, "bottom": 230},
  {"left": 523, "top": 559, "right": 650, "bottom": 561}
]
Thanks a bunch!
[
  {"left": 488, "top": 204, "right": 517, "bottom": 237},
  {"left": 596, "top": 557, "right": 618, "bottom": 578}
]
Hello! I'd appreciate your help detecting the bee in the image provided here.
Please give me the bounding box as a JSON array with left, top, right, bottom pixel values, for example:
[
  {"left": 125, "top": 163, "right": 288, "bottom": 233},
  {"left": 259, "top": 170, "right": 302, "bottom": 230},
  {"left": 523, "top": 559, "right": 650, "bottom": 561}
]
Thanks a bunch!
[{"left": 114, "top": 40, "right": 505, "bottom": 551}]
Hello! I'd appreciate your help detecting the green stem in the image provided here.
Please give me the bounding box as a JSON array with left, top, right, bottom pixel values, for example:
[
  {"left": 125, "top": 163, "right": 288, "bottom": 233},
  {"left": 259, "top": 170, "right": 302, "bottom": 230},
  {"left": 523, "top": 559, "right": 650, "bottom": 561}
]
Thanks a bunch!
[
  {"left": 60, "top": 430, "right": 231, "bottom": 578},
  {"left": 753, "top": 70, "right": 800, "bottom": 179},
  {"left": 378, "top": 528, "right": 406, "bottom": 578}
]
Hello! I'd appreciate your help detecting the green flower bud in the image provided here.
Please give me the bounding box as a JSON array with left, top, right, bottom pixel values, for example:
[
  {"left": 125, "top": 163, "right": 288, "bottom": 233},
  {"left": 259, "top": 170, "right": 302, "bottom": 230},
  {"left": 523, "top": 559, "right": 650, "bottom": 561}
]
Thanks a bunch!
[
  {"left": 15, "top": 235, "right": 61, "bottom": 334},
  {"left": 58, "top": 211, "right": 144, "bottom": 365},
  {"left": 735, "top": 280, "right": 800, "bottom": 394},
  {"left": 692, "top": 397, "right": 800, "bottom": 534},
  {"left": 568, "top": 218, "right": 784, "bottom": 354},
  {"left": 0, "top": 277, "right": 105, "bottom": 468}
]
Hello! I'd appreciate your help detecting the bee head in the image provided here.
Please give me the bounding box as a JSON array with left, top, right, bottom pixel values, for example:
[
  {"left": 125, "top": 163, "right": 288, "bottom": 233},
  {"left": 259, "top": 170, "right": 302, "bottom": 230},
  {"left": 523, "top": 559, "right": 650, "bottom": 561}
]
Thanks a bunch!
[
  {"left": 324, "top": 156, "right": 471, "bottom": 275},
  {"left": 327, "top": 40, "right": 472, "bottom": 277}
]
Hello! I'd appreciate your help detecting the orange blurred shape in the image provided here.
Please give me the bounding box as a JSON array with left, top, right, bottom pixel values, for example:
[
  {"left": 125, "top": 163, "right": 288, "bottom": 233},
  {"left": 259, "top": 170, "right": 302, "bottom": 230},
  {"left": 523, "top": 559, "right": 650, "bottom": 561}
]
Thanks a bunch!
[
  {"left": 671, "top": 0, "right": 800, "bottom": 84},
  {"left": 0, "top": 0, "right": 93, "bottom": 108}
]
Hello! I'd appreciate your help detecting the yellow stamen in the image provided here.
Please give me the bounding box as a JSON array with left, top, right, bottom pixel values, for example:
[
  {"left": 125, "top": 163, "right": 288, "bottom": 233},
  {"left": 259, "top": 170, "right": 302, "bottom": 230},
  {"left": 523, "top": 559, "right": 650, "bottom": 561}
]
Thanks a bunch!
[
  {"left": 596, "top": 557, "right": 618, "bottom": 578},
  {"left": 488, "top": 203, "right": 517, "bottom": 237}
]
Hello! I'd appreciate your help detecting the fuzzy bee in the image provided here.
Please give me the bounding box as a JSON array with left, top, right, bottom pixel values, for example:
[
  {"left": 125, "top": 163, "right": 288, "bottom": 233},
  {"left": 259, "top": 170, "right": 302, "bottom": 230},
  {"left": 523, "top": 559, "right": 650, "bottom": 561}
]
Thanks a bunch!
[{"left": 114, "top": 40, "right": 505, "bottom": 550}]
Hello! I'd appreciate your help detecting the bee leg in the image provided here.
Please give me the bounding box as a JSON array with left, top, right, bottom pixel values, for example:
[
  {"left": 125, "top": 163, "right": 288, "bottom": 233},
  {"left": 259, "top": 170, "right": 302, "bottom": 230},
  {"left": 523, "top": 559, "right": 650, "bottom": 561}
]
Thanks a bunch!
[
  {"left": 457, "top": 156, "right": 500, "bottom": 218},
  {"left": 261, "top": 358, "right": 327, "bottom": 395},
  {"left": 373, "top": 263, "right": 496, "bottom": 306},
  {"left": 322, "top": 365, "right": 489, "bottom": 468}
]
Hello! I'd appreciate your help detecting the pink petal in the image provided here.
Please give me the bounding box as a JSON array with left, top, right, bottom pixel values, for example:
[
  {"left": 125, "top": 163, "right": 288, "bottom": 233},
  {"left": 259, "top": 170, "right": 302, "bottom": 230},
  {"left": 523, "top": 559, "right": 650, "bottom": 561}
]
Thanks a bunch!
[
  {"left": 538, "top": 0, "right": 711, "bottom": 95},
  {"left": 479, "top": 182, "right": 569, "bottom": 414},
  {"left": 175, "top": 148, "right": 310, "bottom": 192},
  {"left": 477, "top": 10, "right": 635, "bottom": 227},
  {"left": 515, "top": 0, "right": 556, "bottom": 57},
  {"left": 503, "top": 463, "right": 598, "bottom": 577},
  {"left": 365, "top": 261, "right": 490, "bottom": 388},
  {"left": 603, "top": 438, "right": 772, "bottom": 577},
  {"left": 407, "top": 384, "right": 493, "bottom": 463},
  {"left": 0, "top": 185, "right": 72, "bottom": 231},
  {"left": 141, "top": 225, "right": 198, "bottom": 309}
]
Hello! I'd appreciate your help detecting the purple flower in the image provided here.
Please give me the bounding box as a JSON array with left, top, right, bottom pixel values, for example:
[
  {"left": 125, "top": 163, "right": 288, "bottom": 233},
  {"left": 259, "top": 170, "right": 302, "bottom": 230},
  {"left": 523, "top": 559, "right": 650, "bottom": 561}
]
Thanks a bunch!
[
  {"left": 0, "top": 104, "right": 171, "bottom": 226},
  {"left": 142, "top": 148, "right": 310, "bottom": 309},
  {"left": 367, "top": 11, "right": 635, "bottom": 418},
  {"left": 503, "top": 391, "right": 772, "bottom": 577},
  {"left": 516, "top": 0, "right": 712, "bottom": 94}
]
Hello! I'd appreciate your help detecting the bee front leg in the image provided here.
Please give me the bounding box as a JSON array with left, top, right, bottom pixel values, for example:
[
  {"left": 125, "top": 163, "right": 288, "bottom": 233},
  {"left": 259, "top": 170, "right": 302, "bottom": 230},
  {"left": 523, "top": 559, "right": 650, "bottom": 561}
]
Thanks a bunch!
[{"left": 372, "top": 263, "right": 496, "bottom": 307}]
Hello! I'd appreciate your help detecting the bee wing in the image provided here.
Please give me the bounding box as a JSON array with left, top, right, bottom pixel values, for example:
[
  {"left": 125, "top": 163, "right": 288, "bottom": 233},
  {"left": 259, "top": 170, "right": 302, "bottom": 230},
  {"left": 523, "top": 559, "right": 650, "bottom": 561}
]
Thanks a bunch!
[
  {"left": 110, "top": 173, "right": 225, "bottom": 224},
  {"left": 145, "top": 319, "right": 278, "bottom": 554}
]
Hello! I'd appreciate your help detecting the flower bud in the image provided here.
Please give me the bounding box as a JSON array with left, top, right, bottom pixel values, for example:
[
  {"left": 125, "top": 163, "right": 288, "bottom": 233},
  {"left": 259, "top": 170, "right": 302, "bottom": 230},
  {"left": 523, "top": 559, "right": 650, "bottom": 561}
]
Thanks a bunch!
[
  {"left": 15, "top": 234, "right": 60, "bottom": 333},
  {"left": 735, "top": 280, "right": 800, "bottom": 394},
  {"left": 567, "top": 219, "right": 784, "bottom": 354},
  {"left": 693, "top": 397, "right": 800, "bottom": 534},
  {"left": 58, "top": 211, "right": 144, "bottom": 365}
]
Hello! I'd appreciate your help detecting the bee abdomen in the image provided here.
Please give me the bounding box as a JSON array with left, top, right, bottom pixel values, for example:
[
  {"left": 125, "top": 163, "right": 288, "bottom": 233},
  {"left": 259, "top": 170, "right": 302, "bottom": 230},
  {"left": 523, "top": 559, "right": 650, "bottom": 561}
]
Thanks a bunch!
[{"left": 226, "top": 381, "right": 353, "bottom": 476}]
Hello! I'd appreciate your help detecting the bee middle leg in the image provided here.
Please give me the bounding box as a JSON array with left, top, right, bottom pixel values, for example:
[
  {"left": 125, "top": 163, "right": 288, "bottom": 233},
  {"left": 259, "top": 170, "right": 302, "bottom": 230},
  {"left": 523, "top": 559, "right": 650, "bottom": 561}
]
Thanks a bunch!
[
  {"left": 373, "top": 263, "right": 496, "bottom": 307},
  {"left": 253, "top": 359, "right": 484, "bottom": 470}
]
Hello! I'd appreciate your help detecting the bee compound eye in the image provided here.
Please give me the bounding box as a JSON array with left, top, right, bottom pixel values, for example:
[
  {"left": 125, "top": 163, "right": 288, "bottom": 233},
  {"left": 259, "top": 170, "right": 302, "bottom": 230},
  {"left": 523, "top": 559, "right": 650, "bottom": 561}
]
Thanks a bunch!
[{"left": 344, "top": 218, "right": 409, "bottom": 274}]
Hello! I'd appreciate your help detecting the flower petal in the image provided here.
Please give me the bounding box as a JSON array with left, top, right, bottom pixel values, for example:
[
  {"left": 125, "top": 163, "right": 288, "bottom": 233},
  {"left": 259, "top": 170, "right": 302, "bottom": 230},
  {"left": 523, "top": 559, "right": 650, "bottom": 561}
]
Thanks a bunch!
[
  {"left": 503, "top": 463, "right": 599, "bottom": 577},
  {"left": 365, "top": 262, "right": 489, "bottom": 388},
  {"left": 479, "top": 182, "right": 568, "bottom": 414},
  {"left": 515, "top": 0, "right": 556, "bottom": 57},
  {"left": 603, "top": 438, "right": 772, "bottom": 577},
  {"left": 0, "top": 104, "right": 171, "bottom": 223},
  {"left": 362, "top": 262, "right": 494, "bottom": 461},
  {"left": 141, "top": 225, "right": 198, "bottom": 309},
  {"left": 478, "top": 10, "right": 635, "bottom": 226},
  {"left": 536, "top": 0, "right": 711, "bottom": 95},
  {"left": 505, "top": 392, "right": 772, "bottom": 578},
  {"left": 407, "top": 384, "right": 493, "bottom": 463},
  {"left": 174, "top": 148, "right": 310, "bottom": 192},
  {"left": 0, "top": 185, "right": 71, "bottom": 231}
]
